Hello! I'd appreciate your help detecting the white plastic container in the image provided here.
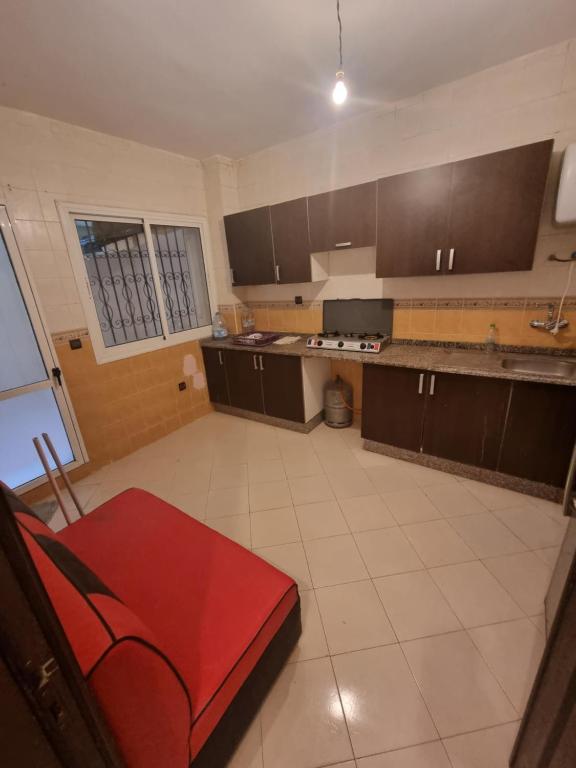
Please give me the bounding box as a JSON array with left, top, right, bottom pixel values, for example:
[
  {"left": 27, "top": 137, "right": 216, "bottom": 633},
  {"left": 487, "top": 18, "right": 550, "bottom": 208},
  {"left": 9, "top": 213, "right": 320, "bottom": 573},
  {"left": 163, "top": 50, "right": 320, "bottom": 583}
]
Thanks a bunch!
[{"left": 556, "top": 143, "right": 576, "bottom": 224}]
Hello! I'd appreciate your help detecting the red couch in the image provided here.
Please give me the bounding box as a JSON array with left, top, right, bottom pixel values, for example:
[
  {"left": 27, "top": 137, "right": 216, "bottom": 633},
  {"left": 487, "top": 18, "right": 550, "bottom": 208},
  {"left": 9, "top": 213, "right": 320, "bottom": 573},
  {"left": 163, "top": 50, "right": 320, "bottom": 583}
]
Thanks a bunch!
[{"left": 7, "top": 486, "right": 301, "bottom": 767}]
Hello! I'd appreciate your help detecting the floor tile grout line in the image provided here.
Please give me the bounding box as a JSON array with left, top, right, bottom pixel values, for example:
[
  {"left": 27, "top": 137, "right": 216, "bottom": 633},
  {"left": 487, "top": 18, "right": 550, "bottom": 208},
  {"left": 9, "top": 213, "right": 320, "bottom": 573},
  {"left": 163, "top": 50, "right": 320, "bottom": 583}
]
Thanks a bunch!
[
  {"left": 397, "top": 624, "right": 516, "bottom": 748},
  {"left": 489, "top": 504, "right": 564, "bottom": 551},
  {"left": 288, "top": 485, "right": 358, "bottom": 763},
  {"left": 442, "top": 508, "right": 529, "bottom": 559},
  {"left": 369, "top": 567, "right": 465, "bottom": 640},
  {"left": 343, "top": 718, "right": 522, "bottom": 765},
  {"left": 478, "top": 555, "right": 546, "bottom": 619},
  {"left": 465, "top": 624, "right": 531, "bottom": 718}
]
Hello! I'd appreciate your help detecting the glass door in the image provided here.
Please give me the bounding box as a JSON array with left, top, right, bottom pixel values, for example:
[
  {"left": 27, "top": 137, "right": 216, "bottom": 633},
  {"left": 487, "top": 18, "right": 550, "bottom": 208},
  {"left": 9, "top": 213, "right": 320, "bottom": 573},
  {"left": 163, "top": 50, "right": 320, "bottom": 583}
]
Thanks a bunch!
[{"left": 0, "top": 208, "right": 85, "bottom": 490}]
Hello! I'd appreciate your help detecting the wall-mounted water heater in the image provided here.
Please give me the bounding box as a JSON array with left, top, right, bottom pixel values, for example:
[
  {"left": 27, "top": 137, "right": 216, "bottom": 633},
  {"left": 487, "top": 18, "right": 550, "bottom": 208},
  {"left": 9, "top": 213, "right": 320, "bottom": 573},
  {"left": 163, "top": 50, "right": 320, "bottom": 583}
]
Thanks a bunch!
[{"left": 556, "top": 143, "right": 576, "bottom": 224}]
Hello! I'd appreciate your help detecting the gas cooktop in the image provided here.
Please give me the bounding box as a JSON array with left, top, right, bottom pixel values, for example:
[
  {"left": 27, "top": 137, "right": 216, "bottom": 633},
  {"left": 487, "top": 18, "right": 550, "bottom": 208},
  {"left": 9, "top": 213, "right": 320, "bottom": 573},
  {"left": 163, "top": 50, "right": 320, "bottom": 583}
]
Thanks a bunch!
[{"left": 306, "top": 331, "right": 390, "bottom": 353}]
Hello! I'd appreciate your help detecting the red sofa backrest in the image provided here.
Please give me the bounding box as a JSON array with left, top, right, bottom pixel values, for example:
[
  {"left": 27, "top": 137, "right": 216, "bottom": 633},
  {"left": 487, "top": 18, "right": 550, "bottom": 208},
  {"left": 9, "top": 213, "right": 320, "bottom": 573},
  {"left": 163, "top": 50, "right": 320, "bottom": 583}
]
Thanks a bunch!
[{"left": 2, "top": 485, "right": 192, "bottom": 768}]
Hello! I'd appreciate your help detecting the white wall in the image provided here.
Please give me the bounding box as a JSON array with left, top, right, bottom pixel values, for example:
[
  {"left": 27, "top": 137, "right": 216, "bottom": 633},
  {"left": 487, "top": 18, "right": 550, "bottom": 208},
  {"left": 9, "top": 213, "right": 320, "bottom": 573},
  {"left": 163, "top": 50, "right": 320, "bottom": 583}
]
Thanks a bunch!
[
  {"left": 232, "top": 38, "right": 576, "bottom": 303},
  {"left": 3, "top": 38, "right": 576, "bottom": 327},
  {"left": 0, "top": 107, "right": 208, "bottom": 332}
]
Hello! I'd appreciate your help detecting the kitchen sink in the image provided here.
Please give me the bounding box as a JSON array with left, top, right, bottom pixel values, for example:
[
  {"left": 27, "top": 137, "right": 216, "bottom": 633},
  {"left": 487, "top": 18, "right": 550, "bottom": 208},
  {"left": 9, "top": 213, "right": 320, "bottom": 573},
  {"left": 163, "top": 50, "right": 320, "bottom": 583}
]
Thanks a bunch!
[{"left": 501, "top": 356, "right": 576, "bottom": 378}]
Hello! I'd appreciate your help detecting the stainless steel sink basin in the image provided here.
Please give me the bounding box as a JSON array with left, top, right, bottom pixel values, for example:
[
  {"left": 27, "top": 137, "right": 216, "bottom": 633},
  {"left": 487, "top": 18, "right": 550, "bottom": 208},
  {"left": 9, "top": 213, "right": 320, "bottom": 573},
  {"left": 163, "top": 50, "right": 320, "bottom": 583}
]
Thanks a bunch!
[{"left": 501, "top": 357, "right": 576, "bottom": 378}]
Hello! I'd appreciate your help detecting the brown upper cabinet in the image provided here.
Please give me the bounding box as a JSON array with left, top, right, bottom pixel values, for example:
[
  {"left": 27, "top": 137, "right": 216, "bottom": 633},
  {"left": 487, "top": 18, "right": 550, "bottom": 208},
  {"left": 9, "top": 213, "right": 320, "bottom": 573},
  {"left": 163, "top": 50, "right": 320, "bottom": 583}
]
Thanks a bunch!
[
  {"left": 376, "top": 139, "right": 553, "bottom": 278},
  {"left": 270, "top": 197, "right": 312, "bottom": 284},
  {"left": 224, "top": 206, "right": 275, "bottom": 286},
  {"left": 376, "top": 164, "right": 452, "bottom": 277},
  {"left": 308, "top": 181, "right": 377, "bottom": 253}
]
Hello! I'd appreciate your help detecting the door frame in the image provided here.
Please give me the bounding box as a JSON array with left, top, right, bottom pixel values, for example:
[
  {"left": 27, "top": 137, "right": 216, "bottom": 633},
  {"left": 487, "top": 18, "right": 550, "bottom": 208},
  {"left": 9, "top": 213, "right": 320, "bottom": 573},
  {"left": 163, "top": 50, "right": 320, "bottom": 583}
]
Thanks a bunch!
[{"left": 1, "top": 207, "right": 88, "bottom": 492}]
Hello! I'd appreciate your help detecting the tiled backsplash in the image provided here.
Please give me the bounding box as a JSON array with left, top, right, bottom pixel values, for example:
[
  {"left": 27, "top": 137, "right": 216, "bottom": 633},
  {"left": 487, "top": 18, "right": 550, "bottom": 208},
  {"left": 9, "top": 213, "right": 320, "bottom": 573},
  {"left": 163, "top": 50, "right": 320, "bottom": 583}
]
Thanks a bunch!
[{"left": 220, "top": 297, "right": 576, "bottom": 349}]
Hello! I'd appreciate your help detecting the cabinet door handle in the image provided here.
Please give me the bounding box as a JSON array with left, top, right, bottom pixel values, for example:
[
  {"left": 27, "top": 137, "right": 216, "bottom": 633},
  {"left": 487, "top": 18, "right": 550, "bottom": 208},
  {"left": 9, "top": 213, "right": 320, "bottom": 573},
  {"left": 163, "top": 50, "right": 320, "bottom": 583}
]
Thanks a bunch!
[
  {"left": 429, "top": 374, "right": 436, "bottom": 395},
  {"left": 275, "top": 265, "right": 280, "bottom": 282},
  {"left": 418, "top": 373, "right": 424, "bottom": 394},
  {"left": 259, "top": 355, "right": 264, "bottom": 371},
  {"left": 253, "top": 354, "right": 258, "bottom": 370},
  {"left": 334, "top": 241, "right": 352, "bottom": 248},
  {"left": 435, "top": 249, "right": 442, "bottom": 271},
  {"left": 218, "top": 351, "right": 223, "bottom": 365},
  {"left": 448, "top": 248, "right": 455, "bottom": 271}
]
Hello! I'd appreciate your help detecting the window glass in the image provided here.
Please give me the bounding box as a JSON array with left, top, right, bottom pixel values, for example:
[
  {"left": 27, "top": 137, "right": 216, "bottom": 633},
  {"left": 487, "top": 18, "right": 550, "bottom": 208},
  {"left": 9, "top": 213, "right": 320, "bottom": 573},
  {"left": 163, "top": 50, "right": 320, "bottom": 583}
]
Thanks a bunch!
[
  {"left": 0, "top": 231, "right": 46, "bottom": 391},
  {"left": 74, "top": 219, "right": 163, "bottom": 348},
  {"left": 151, "top": 224, "right": 212, "bottom": 334}
]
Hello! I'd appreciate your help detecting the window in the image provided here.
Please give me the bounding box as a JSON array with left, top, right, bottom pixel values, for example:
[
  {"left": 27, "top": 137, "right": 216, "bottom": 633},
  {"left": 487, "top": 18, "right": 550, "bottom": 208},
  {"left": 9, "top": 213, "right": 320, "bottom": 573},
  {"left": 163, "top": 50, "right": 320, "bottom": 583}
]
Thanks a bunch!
[{"left": 60, "top": 205, "right": 216, "bottom": 363}]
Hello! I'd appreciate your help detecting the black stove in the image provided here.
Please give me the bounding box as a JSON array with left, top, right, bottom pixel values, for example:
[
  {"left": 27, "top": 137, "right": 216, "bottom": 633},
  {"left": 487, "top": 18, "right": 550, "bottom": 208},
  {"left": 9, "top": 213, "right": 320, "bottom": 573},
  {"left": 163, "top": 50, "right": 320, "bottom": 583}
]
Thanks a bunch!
[{"left": 307, "top": 299, "right": 393, "bottom": 354}]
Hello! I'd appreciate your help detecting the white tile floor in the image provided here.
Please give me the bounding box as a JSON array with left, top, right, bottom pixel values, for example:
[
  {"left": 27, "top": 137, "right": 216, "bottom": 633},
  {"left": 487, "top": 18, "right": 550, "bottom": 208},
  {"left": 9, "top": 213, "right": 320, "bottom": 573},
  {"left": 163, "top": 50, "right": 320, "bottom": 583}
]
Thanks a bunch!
[{"left": 50, "top": 412, "right": 569, "bottom": 768}]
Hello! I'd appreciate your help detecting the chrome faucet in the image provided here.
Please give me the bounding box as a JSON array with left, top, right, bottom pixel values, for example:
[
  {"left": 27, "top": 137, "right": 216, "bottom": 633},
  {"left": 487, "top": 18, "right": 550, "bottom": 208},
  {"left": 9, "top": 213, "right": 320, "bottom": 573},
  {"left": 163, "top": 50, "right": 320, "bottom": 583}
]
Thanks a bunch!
[{"left": 530, "top": 303, "right": 569, "bottom": 332}]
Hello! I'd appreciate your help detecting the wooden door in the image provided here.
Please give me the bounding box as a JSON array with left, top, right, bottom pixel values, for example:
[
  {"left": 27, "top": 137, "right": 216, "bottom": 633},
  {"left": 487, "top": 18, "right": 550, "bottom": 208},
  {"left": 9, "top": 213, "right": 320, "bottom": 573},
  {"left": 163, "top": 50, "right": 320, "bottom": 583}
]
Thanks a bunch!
[
  {"left": 308, "top": 181, "right": 376, "bottom": 253},
  {"left": 0, "top": 490, "right": 122, "bottom": 768},
  {"left": 224, "top": 207, "right": 275, "bottom": 286},
  {"left": 270, "top": 197, "right": 311, "bottom": 283},
  {"left": 202, "top": 347, "right": 229, "bottom": 405},
  {"left": 361, "top": 365, "right": 427, "bottom": 451},
  {"left": 260, "top": 353, "right": 305, "bottom": 423},
  {"left": 376, "top": 164, "right": 452, "bottom": 277},
  {"left": 498, "top": 381, "right": 576, "bottom": 487},
  {"left": 225, "top": 349, "right": 264, "bottom": 413},
  {"left": 421, "top": 372, "right": 510, "bottom": 468},
  {"left": 447, "top": 140, "right": 553, "bottom": 275}
]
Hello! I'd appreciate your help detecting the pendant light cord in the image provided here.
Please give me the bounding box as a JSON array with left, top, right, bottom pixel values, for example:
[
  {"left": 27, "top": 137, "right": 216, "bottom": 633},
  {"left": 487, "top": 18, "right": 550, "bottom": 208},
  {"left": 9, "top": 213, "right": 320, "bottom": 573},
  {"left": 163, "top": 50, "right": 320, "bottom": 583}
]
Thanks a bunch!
[{"left": 336, "top": 0, "right": 343, "bottom": 70}]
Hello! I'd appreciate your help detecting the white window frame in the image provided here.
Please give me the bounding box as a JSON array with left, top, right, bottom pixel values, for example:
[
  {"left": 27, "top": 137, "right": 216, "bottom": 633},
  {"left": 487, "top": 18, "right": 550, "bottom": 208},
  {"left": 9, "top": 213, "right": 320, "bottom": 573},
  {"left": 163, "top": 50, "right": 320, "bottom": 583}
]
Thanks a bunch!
[{"left": 59, "top": 203, "right": 217, "bottom": 364}]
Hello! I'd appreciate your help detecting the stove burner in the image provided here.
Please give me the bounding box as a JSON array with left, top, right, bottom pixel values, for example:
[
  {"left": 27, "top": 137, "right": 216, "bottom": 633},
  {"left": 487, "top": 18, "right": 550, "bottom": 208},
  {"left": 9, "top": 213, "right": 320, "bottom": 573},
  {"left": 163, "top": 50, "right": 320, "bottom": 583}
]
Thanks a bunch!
[
  {"left": 318, "top": 331, "right": 340, "bottom": 338},
  {"left": 360, "top": 333, "right": 384, "bottom": 341}
]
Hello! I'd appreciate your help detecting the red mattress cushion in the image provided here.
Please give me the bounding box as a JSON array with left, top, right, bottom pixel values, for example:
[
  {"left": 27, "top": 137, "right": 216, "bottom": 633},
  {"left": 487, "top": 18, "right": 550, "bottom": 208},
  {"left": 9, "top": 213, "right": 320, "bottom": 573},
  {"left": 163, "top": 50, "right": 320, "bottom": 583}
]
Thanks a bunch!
[
  {"left": 3, "top": 485, "right": 192, "bottom": 768},
  {"left": 59, "top": 488, "right": 299, "bottom": 758}
]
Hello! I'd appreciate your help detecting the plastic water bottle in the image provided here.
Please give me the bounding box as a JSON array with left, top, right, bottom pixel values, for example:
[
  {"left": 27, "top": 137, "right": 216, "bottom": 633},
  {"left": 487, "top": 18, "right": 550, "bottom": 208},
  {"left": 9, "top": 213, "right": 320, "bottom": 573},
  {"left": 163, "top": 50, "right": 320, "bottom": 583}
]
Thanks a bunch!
[
  {"left": 212, "top": 312, "right": 229, "bottom": 339},
  {"left": 485, "top": 323, "right": 497, "bottom": 353}
]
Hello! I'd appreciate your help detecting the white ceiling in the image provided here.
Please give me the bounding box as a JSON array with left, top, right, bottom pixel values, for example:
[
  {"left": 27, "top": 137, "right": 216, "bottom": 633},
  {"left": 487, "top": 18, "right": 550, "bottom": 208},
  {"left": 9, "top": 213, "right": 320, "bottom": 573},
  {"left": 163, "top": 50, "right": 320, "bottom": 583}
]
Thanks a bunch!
[{"left": 2, "top": 0, "right": 576, "bottom": 159}]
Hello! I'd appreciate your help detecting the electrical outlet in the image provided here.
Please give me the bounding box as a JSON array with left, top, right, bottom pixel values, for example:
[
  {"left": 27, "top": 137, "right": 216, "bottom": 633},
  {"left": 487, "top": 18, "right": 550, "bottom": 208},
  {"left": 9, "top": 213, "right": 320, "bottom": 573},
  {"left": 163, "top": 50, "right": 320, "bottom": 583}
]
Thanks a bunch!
[
  {"left": 69, "top": 338, "right": 82, "bottom": 350},
  {"left": 295, "top": 296, "right": 303, "bottom": 305},
  {"left": 178, "top": 381, "right": 187, "bottom": 391}
]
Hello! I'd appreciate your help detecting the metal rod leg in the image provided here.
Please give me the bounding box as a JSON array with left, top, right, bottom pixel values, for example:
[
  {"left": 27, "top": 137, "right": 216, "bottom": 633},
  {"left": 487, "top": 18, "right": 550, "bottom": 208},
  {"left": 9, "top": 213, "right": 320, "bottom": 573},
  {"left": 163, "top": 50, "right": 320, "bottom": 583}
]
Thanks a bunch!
[
  {"left": 32, "top": 437, "right": 72, "bottom": 527},
  {"left": 41, "top": 433, "right": 85, "bottom": 518}
]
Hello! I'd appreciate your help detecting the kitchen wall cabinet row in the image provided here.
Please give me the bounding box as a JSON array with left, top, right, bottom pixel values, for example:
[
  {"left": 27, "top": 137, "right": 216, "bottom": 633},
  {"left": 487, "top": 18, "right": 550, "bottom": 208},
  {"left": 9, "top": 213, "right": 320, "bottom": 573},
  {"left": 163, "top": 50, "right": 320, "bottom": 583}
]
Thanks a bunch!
[
  {"left": 202, "top": 347, "right": 330, "bottom": 425},
  {"left": 223, "top": 139, "right": 553, "bottom": 286},
  {"left": 362, "top": 364, "right": 576, "bottom": 488}
]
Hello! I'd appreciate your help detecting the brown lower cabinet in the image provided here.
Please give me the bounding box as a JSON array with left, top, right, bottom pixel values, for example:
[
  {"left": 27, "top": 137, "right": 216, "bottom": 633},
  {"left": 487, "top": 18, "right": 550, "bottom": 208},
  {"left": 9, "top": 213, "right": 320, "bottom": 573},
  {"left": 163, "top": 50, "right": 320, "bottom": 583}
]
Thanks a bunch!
[
  {"left": 361, "top": 365, "right": 427, "bottom": 451},
  {"left": 203, "top": 348, "right": 305, "bottom": 423},
  {"left": 222, "top": 349, "right": 264, "bottom": 413},
  {"left": 202, "top": 347, "right": 229, "bottom": 405},
  {"left": 498, "top": 381, "right": 576, "bottom": 488},
  {"left": 421, "top": 372, "right": 510, "bottom": 469},
  {"left": 362, "top": 364, "right": 576, "bottom": 487},
  {"left": 260, "top": 353, "right": 305, "bottom": 422}
]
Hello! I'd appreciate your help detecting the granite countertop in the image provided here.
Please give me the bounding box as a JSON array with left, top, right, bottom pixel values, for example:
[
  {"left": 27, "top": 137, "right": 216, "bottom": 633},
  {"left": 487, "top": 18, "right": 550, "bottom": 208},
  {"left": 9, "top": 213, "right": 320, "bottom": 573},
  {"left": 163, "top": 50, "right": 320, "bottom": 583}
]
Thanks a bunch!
[{"left": 201, "top": 334, "right": 576, "bottom": 387}]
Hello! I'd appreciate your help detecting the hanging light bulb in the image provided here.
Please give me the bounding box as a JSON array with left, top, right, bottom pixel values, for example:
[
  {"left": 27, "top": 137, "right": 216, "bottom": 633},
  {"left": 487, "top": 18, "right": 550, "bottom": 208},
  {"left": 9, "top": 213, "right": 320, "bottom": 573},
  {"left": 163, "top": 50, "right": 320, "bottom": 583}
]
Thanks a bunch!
[
  {"left": 331, "top": 1, "right": 348, "bottom": 105},
  {"left": 332, "top": 70, "right": 348, "bottom": 105}
]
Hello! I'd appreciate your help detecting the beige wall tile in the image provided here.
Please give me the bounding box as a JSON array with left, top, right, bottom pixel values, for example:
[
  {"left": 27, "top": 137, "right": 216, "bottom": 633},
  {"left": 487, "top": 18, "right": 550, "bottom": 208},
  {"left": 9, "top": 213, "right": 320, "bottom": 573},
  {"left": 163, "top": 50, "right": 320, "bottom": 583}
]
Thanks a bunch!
[
  {"left": 435, "top": 308, "right": 463, "bottom": 335},
  {"left": 410, "top": 309, "right": 436, "bottom": 336}
]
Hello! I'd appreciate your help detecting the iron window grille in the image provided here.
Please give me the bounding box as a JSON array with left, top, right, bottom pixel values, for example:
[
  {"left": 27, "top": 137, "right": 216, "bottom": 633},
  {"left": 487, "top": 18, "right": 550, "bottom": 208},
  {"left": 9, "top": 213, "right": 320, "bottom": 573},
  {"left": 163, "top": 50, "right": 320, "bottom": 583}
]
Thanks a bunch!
[{"left": 60, "top": 206, "right": 216, "bottom": 364}]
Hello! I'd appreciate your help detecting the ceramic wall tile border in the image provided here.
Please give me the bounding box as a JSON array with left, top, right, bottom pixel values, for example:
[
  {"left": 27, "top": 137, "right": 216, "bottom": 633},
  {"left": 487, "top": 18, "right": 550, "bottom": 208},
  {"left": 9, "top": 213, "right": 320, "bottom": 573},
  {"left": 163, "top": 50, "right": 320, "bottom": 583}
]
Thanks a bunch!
[
  {"left": 216, "top": 297, "right": 576, "bottom": 312},
  {"left": 51, "top": 328, "right": 91, "bottom": 345}
]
